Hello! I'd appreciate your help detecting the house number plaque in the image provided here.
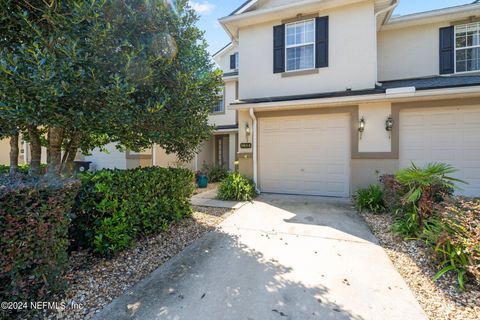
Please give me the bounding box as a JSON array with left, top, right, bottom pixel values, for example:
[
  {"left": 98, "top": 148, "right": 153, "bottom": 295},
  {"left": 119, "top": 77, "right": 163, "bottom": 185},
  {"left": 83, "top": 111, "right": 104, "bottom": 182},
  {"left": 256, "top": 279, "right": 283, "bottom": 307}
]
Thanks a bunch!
[{"left": 240, "top": 143, "right": 252, "bottom": 149}]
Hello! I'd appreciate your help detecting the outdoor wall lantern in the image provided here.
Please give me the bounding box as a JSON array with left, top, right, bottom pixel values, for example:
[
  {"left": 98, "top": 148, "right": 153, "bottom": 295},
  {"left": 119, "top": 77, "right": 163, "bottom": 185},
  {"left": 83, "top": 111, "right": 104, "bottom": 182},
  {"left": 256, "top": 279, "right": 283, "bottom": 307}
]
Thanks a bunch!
[
  {"left": 385, "top": 115, "right": 394, "bottom": 139},
  {"left": 245, "top": 123, "right": 251, "bottom": 141},
  {"left": 358, "top": 117, "right": 365, "bottom": 139}
]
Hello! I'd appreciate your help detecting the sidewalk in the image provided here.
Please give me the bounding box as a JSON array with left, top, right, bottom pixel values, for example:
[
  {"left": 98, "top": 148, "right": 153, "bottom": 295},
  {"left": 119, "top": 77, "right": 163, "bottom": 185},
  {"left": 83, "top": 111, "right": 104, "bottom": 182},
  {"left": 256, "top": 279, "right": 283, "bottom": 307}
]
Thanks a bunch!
[{"left": 190, "top": 188, "right": 246, "bottom": 209}]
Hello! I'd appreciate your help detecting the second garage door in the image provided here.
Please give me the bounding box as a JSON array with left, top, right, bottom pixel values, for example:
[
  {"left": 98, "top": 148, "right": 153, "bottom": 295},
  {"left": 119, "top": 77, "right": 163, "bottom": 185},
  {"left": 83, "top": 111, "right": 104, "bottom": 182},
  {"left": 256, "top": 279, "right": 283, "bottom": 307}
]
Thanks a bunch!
[
  {"left": 258, "top": 113, "right": 350, "bottom": 197},
  {"left": 400, "top": 105, "right": 480, "bottom": 197}
]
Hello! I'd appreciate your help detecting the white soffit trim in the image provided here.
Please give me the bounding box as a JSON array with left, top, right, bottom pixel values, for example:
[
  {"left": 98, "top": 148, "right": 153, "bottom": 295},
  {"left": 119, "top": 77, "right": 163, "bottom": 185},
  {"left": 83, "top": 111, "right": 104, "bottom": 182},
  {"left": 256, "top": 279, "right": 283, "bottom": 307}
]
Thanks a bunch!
[{"left": 230, "top": 86, "right": 480, "bottom": 110}]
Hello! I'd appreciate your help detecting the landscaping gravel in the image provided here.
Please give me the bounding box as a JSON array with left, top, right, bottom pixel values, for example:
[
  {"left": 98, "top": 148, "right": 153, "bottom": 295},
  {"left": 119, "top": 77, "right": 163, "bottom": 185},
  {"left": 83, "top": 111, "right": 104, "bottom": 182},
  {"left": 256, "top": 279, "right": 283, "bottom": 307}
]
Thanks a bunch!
[
  {"left": 359, "top": 212, "right": 480, "bottom": 320},
  {"left": 34, "top": 206, "right": 233, "bottom": 320}
]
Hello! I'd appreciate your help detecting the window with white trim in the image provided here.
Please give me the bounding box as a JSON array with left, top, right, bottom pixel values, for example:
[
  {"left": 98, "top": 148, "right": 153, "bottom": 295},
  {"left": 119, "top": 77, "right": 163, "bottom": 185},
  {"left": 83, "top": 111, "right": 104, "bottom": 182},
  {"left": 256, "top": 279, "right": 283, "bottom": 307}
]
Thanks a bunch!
[
  {"left": 455, "top": 22, "right": 480, "bottom": 73},
  {"left": 234, "top": 52, "right": 239, "bottom": 69},
  {"left": 285, "top": 19, "right": 315, "bottom": 71},
  {"left": 212, "top": 87, "right": 224, "bottom": 113}
]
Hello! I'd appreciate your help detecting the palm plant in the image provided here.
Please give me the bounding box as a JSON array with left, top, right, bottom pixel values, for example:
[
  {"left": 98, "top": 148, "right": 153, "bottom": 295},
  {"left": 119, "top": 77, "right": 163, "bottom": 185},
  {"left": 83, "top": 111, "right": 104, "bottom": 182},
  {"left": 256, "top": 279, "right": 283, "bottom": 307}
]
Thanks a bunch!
[{"left": 395, "top": 162, "right": 465, "bottom": 228}]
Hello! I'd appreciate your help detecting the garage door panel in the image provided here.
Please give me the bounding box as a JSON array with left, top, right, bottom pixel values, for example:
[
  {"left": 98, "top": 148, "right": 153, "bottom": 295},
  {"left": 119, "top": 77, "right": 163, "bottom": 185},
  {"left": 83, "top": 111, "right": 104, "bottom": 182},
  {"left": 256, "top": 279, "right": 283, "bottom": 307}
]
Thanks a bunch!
[
  {"left": 259, "top": 113, "right": 350, "bottom": 197},
  {"left": 400, "top": 106, "right": 480, "bottom": 197},
  {"left": 463, "top": 111, "right": 480, "bottom": 124}
]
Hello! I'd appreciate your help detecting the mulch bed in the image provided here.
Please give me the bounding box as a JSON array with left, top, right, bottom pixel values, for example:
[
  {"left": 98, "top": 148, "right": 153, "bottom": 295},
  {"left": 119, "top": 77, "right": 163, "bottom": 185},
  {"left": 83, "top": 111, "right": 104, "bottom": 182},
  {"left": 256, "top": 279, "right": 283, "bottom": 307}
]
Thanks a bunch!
[
  {"left": 359, "top": 212, "right": 480, "bottom": 320},
  {"left": 27, "top": 206, "right": 232, "bottom": 320}
]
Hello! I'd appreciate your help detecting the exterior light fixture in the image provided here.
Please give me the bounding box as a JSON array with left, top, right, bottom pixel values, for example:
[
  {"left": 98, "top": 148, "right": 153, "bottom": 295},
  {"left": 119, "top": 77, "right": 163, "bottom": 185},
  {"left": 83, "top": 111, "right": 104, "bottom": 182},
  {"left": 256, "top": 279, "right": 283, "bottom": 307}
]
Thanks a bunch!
[
  {"left": 245, "top": 123, "right": 251, "bottom": 142},
  {"left": 385, "top": 115, "right": 394, "bottom": 139},
  {"left": 358, "top": 117, "right": 365, "bottom": 139}
]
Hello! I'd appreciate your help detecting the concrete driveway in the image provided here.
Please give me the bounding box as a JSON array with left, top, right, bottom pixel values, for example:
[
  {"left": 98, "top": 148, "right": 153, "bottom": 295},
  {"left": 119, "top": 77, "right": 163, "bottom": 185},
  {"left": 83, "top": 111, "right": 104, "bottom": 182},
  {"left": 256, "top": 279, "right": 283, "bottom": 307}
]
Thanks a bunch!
[{"left": 95, "top": 194, "right": 427, "bottom": 320}]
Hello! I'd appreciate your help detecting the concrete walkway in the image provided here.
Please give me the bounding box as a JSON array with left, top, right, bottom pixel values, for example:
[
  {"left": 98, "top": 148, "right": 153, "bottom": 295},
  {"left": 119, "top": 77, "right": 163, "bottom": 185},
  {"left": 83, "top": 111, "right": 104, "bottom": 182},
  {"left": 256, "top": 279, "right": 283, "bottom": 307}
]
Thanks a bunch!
[
  {"left": 191, "top": 188, "right": 246, "bottom": 209},
  {"left": 95, "top": 194, "right": 427, "bottom": 320}
]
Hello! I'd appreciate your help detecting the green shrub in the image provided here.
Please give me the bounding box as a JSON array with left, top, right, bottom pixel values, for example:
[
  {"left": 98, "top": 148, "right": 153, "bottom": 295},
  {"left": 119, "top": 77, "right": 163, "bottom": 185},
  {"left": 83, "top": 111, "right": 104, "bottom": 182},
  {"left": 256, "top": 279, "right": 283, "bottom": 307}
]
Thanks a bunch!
[
  {"left": 395, "top": 162, "right": 460, "bottom": 227},
  {"left": 392, "top": 208, "right": 420, "bottom": 237},
  {"left": 0, "top": 176, "right": 80, "bottom": 303},
  {"left": 217, "top": 172, "right": 257, "bottom": 201},
  {"left": 202, "top": 163, "right": 228, "bottom": 182},
  {"left": 423, "top": 199, "right": 480, "bottom": 290},
  {"left": 70, "top": 167, "right": 194, "bottom": 255},
  {"left": 355, "top": 184, "right": 385, "bottom": 213}
]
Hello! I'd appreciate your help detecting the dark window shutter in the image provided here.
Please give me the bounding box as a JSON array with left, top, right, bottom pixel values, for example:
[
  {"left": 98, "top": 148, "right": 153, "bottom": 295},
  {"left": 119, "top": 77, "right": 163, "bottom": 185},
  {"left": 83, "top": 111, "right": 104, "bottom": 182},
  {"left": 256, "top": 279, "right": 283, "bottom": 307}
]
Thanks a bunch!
[
  {"left": 439, "top": 26, "right": 454, "bottom": 74},
  {"left": 315, "top": 16, "right": 329, "bottom": 68},
  {"left": 230, "top": 54, "right": 236, "bottom": 69},
  {"left": 273, "top": 25, "right": 285, "bottom": 73}
]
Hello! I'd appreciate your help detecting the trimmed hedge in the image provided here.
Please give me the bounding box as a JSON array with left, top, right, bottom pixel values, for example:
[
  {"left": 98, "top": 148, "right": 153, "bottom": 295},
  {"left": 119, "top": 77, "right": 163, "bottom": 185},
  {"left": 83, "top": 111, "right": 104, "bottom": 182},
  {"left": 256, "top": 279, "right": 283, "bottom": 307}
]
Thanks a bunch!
[
  {"left": 0, "top": 176, "right": 80, "bottom": 302},
  {"left": 70, "top": 167, "right": 195, "bottom": 254}
]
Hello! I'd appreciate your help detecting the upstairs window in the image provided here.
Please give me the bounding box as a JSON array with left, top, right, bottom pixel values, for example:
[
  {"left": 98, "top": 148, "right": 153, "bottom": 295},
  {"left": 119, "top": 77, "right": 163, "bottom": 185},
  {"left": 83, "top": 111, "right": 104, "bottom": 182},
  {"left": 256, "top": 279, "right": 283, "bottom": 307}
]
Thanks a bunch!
[
  {"left": 212, "top": 87, "right": 225, "bottom": 113},
  {"left": 455, "top": 22, "right": 480, "bottom": 73},
  {"left": 230, "top": 52, "right": 239, "bottom": 70},
  {"left": 285, "top": 19, "right": 315, "bottom": 71}
]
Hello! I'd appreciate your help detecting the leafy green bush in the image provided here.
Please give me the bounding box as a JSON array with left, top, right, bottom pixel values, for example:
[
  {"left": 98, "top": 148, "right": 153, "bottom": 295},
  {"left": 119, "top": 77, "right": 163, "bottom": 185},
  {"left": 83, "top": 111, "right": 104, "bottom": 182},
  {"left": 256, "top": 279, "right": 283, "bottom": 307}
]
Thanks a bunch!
[
  {"left": 355, "top": 184, "right": 385, "bottom": 213},
  {"left": 395, "top": 162, "right": 460, "bottom": 227},
  {"left": 217, "top": 172, "right": 256, "bottom": 201},
  {"left": 0, "top": 176, "right": 80, "bottom": 302},
  {"left": 202, "top": 163, "right": 228, "bottom": 183},
  {"left": 423, "top": 199, "right": 480, "bottom": 290},
  {"left": 392, "top": 209, "right": 420, "bottom": 237},
  {"left": 70, "top": 167, "right": 194, "bottom": 255}
]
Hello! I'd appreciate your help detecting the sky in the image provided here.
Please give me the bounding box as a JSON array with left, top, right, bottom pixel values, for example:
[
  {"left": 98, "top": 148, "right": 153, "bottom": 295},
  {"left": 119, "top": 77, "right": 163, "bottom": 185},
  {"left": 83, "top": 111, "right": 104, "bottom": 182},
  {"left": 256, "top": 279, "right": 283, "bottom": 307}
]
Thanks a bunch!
[{"left": 188, "top": 0, "right": 474, "bottom": 55}]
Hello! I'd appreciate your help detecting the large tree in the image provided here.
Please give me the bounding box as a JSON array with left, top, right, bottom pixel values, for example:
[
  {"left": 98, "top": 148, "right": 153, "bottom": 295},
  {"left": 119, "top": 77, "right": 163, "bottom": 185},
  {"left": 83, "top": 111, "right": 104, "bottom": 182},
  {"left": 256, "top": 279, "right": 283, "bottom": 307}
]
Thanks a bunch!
[{"left": 0, "top": 0, "right": 221, "bottom": 175}]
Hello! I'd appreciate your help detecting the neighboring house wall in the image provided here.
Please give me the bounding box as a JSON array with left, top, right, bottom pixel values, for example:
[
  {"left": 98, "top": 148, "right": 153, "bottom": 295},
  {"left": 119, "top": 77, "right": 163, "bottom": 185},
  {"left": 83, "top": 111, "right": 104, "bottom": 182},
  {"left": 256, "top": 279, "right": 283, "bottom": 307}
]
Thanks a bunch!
[
  {"left": 217, "top": 44, "right": 238, "bottom": 72},
  {"left": 378, "top": 22, "right": 448, "bottom": 81},
  {"left": 239, "top": 1, "right": 377, "bottom": 99},
  {"left": 85, "top": 143, "right": 127, "bottom": 170},
  {"left": 0, "top": 139, "right": 9, "bottom": 165}
]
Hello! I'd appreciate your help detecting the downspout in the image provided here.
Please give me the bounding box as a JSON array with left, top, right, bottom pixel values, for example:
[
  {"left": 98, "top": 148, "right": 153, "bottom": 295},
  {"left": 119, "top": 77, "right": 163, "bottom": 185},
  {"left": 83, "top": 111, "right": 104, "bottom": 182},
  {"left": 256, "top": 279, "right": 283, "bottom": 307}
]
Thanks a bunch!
[
  {"left": 374, "top": 0, "right": 399, "bottom": 86},
  {"left": 249, "top": 107, "right": 259, "bottom": 192}
]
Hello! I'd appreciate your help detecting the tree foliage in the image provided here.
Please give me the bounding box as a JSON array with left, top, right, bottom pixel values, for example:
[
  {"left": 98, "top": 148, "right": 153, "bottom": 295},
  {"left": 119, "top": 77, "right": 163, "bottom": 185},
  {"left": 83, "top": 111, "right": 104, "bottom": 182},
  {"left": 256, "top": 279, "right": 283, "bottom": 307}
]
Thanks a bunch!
[{"left": 0, "top": 0, "right": 221, "bottom": 174}]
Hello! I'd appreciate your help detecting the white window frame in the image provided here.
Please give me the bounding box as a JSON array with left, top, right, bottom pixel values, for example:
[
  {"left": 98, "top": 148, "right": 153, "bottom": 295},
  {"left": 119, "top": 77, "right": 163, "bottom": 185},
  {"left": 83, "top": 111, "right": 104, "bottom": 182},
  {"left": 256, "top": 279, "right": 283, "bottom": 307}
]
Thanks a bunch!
[
  {"left": 234, "top": 52, "right": 239, "bottom": 69},
  {"left": 212, "top": 87, "right": 225, "bottom": 114},
  {"left": 454, "top": 22, "right": 480, "bottom": 74},
  {"left": 285, "top": 19, "right": 316, "bottom": 72}
]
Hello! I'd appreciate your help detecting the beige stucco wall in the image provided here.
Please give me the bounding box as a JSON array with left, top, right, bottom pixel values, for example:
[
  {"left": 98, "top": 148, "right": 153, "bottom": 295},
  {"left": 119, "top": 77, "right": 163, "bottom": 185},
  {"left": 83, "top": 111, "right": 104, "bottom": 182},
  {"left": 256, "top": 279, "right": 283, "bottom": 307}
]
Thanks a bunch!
[
  {"left": 215, "top": 44, "right": 238, "bottom": 72},
  {"left": 238, "top": 154, "right": 253, "bottom": 179},
  {"left": 378, "top": 22, "right": 448, "bottom": 81},
  {"left": 209, "top": 79, "right": 237, "bottom": 127},
  {"left": 154, "top": 145, "right": 195, "bottom": 170},
  {"left": 0, "top": 138, "right": 9, "bottom": 165},
  {"left": 351, "top": 159, "right": 398, "bottom": 191},
  {"left": 239, "top": 1, "right": 376, "bottom": 99},
  {"left": 237, "top": 109, "right": 253, "bottom": 153},
  {"left": 358, "top": 102, "right": 392, "bottom": 153}
]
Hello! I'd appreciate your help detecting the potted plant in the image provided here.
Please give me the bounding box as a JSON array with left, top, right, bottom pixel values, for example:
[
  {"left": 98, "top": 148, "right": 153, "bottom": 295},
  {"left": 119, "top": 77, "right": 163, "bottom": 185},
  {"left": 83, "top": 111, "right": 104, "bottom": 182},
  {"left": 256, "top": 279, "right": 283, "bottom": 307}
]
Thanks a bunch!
[{"left": 196, "top": 170, "right": 208, "bottom": 188}]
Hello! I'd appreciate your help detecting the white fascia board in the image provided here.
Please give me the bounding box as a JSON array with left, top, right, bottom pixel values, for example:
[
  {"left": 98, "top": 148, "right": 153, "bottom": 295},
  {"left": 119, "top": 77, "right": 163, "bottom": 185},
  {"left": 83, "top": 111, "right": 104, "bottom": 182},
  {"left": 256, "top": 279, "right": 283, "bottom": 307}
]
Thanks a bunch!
[
  {"left": 212, "top": 42, "right": 234, "bottom": 59},
  {"left": 230, "top": 86, "right": 480, "bottom": 110},
  {"left": 383, "top": 3, "right": 480, "bottom": 30},
  {"left": 233, "top": 0, "right": 259, "bottom": 15}
]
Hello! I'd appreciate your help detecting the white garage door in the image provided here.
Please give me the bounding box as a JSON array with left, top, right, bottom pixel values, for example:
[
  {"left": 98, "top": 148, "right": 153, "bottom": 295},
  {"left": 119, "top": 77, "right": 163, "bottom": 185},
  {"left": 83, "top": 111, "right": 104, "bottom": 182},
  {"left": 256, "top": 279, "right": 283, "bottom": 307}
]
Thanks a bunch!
[
  {"left": 400, "top": 105, "right": 480, "bottom": 197},
  {"left": 258, "top": 113, "right": 350, "bottom": 197}
]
